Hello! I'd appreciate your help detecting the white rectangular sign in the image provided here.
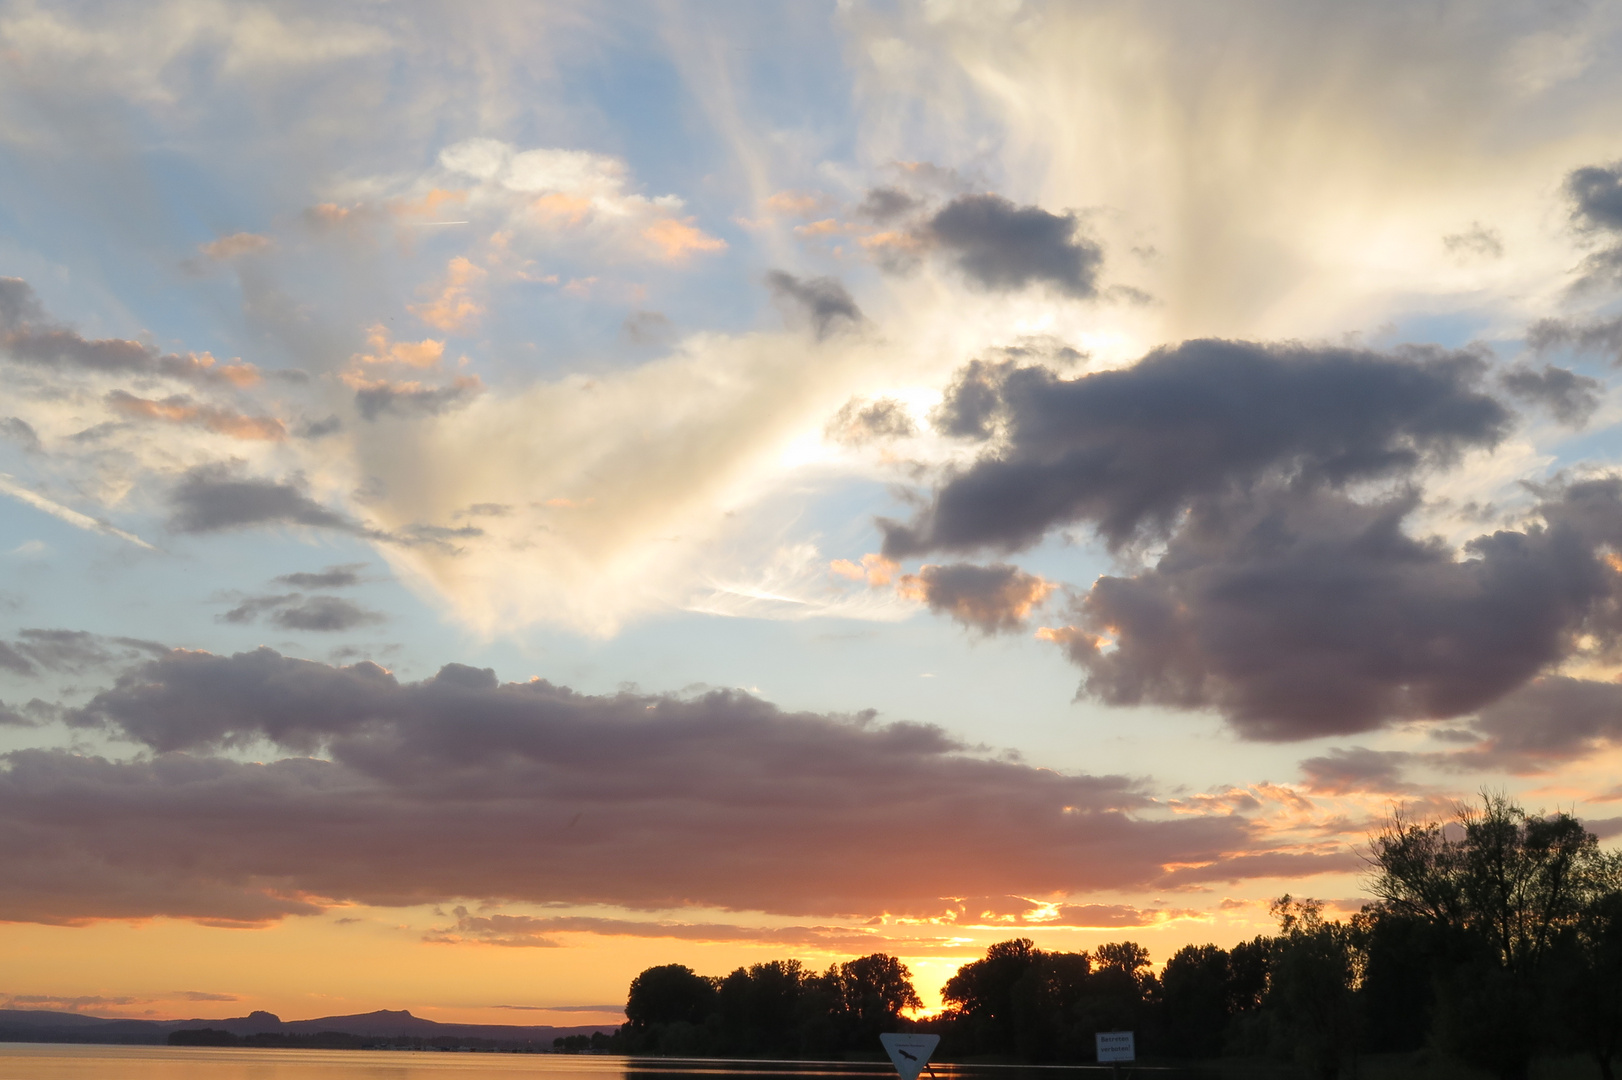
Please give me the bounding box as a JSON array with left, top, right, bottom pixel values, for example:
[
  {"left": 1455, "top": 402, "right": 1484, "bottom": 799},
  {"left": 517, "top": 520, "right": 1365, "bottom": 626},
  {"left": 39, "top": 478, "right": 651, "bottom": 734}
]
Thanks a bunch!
[
  {"left": 880, "top": 1033, "right": 940, "bottom": 1080},
  {"left": 1095, "top": 1031, "right": 1135, "bottom": 1063}
]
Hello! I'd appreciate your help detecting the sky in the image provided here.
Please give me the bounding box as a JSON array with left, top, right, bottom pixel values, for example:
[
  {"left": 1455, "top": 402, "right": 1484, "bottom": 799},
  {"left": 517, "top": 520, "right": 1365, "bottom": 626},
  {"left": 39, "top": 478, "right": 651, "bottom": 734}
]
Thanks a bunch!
[{"left": 5, "top": 0, "right": 1622, "bottom": 1028}]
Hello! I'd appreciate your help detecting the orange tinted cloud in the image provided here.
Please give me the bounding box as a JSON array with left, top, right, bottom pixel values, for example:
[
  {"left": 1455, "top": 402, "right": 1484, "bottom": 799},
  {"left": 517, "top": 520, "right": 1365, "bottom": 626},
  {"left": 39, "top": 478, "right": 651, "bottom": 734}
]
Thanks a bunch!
[
  {"left": 106, "top": 391, "right": 285, "bottom": 441},
  {"left": 642, "top": 218, "right": 727, "bottom": 261},
  {"left": 353, "top": 325, "right": 445, "bottom": 368},
  {"left": 531, "top": 193, "right": 594, "bottom": 225},
  {"left": 198, "top": 232, "right": 272, "bottom": 260},
  {"left": 765, "top": 191, "right": 827, "bottom": 217},
  {"left": 395, "top": 188, "right": 468, "bottom": 217},
  {"left": 794, "top": 218, "right": 847, "bottom": 238},
  {"left": 830, "top": 553, "right": 898, "bottom": 587},
  {"left": 860, "top": 230, "right": 926, "bottom": 253},
  {"left": 409, "top": 257, "right": 487, "bottom": 332}
]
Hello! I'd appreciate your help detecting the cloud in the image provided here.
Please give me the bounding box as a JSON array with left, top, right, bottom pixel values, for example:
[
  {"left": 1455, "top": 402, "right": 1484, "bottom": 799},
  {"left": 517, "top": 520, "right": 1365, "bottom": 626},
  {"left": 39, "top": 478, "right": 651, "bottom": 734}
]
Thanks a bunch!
[
  {"left": 884, "top": 340, "right": 1509, "bottom": 558},
  {"left": 1527, "top": 314, "right": 1622, "bottom": 363},
  {"left": 1441, "top": 223, "right": 1504, "bottom": 262},
  {"left": 197, "top": 233, "right": 272, "bottom": 262},
  {"left": 825, "top": 397, "right": 916, "bottom": 444},
  {"left": 8, "top": 646, "right": 1276, "bottom": 924},
  {"left": 897, "top": 563, "right": 1056, "bottom": 634},
  {"left": 856, "top": 187, "right": 921, "bottom": 222},
  {"left": 764, "top": 191, "right": 829, "bottom": 218},
  {"left": 7, "top": 629, "right": 166, "bottom": 673},
  {"left": 0, "top": 278, "right": 257, "bottom": 387},
  {"left": 642, "top": 218, "right": 727, "bottom": 261},
  {"left": 0, "top": 644, "right": 31, "bottom": 676},
  {"left": 0, "top": 417, "right": 41, "bottom": 451},
  {"left": 621, "top": 310, "right": 672, "bottom": 345},
  {"left": 1159, "top": 850, "right": 1361, "bottom": 887},
  {"left": 1497, "top": 363, "right": 1602, "bottom": 426},
  {"left": 353, "top": 376, "right": 482, "bottom": 421},
  {"left": 433, "top": 138, "right": 726, "bottom": 263},
  {"left": 426, "top": 907, "right": 915, "bottom": 951},
  {"left": 106, "top": 391, "right": 286, "bottom": 441},
  {"left": 1297, "top": 747, "right": 1414, "bottom": 794},
  {"left": 925, "top": 194, "right": 1102, "bottom": 297},
  {"left": 409, "top": 257, "right": 486, "bottom": 333},
  {"left": 1568, "top": 162, "right": 1622, "bottom": 233},
  {"left": 220, "top": 595, "right": 383, "bottom": 632},
  {"left": 168, "top": 465, "right": 355, "bottom": 534},
  {"left": 175, "top": 991, "right": 238, "bottom": 1002},
  {"left": 1566, "top": 162, "right": 1622, "bottom": 285},
  {"left": 1039, "top": 479, "right": 1622, "bottom": 740},
  {"left": 765, "top": 271, "right": 863, "bottom": 340},
  {"left": 492, "top": 1004, "right": 626, "bottom": 1014},
  {"left": 0, "top": 994, "right": 143, "bottom": 1012},
  {"left": 352, "top": 325, "right": 445, "bottom": 368},
  {"left": 937, "top": 895, "right": 1194, "bottom": 929},
  {"left": 272, "top": 564, "right": 367, "bottom": 589},
  {"left": 1453, "top": 675, "right": 1622, "bottom": 772}
]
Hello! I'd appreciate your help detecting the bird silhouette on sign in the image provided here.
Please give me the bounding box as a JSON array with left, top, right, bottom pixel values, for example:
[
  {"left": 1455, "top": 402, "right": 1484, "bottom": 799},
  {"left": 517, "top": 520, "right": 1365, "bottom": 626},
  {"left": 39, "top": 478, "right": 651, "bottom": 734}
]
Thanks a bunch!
[{"left": 897, "top": 1050, "right": 918, "bottom": 1062}]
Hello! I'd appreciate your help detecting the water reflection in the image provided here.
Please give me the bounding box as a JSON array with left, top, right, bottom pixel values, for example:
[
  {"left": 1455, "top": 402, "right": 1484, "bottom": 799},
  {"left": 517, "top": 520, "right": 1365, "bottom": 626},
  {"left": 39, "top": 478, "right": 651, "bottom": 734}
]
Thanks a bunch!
[{"left": 0, "top": 1045, "right": 1219, "bottom": 1080}]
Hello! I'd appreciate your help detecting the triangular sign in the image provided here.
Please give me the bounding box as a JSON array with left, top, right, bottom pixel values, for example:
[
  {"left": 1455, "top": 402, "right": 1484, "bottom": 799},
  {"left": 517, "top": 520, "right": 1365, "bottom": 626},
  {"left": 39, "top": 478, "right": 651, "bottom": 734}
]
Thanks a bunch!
[{"left": 880, "top": 1032, "right": 940, "bottom": 1080}]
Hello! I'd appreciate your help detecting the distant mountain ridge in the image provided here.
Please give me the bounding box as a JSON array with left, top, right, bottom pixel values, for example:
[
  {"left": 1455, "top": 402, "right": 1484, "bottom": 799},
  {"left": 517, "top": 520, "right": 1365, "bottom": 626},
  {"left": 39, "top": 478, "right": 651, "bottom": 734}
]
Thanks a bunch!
[{"left": 0, "top": 1007, "right": 620, "bottom": 1046}]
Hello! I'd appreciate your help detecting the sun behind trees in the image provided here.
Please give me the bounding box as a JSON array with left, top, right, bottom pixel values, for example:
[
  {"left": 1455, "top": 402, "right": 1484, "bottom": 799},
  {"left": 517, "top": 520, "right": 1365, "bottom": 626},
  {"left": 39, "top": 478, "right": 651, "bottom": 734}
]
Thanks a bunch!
[{"left": 611, "top": 797, "right": 1622, "bottom": 1079}]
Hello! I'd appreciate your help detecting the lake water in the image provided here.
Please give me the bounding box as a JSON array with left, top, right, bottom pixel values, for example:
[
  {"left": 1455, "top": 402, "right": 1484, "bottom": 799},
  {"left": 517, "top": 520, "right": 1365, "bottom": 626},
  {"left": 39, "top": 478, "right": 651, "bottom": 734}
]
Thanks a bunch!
[{"left": 0, "top": 1046, "right": 1184, "bottom": 1080}]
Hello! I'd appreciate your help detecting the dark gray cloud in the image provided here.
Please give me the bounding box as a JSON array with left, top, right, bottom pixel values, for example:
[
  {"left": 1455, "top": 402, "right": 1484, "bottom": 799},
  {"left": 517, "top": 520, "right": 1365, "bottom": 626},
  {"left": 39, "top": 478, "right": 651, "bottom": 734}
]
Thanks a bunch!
[
  {"left": 355, "top": 380, "right": 480, "bottom": 421},
  {"left": 621, "top": 310, "right": 672, "bottom": 345},
  {"left": 899, "top": 563, "right": 1054, "bottom": 635},
  {"left": 272, "top": 564, "right": 366, "bottom": 589},
  {"left": 1527, "top": 314, "right": 1622, "bottom": 363},
  {"left": 0, "top": 643, "right": 31, "bottom": 676},
  {"left": 885, "top": 339, "right": 1509, "bottom": 558},
  {"left": 825, "top": 397, "right": 916, "bottom": 445},
  {"left": 0, "top": 417, "right": 40, "bottom": 451},
  {"left": 1454, "top": 675, "right": 1622, "bottom": 772},
  {"left": 1044, "top": 480, "right": 1622, "bottom": 740},
  {"left": 296, "top": 415, "right": 342, "bottom": 439},
  {"left": 926, "top": 195, "right": 1102, "bottom": 298},
  {"left": 6, "top": 630, "right": 166, "bottom": 673},
  {"left": 221, "top": 595, "right": 382, "bottom": 632},
  {"left": 1297, "top": 747, "right": 1414, "bottom": 794},
  {"left": 765, "top": 271, "right": 863, "bottom": 340},
  {"left": 7, "top": 647, "right": 1277, "bottom": 924},
  {"left": 1498, "top": 363, "right": 1602, "bottom": 426},
  {"left": 169, "top": 465, "right": 355, "bottom": 534},
  {"left": 1569, "top": 163, "right": 1622, "bottom": 234},
  {"left": 1565, "top": 163, "right": 1622, "bottom": 286},
  {"left": 856, "top": 187, "right": 920, "bottom": 222},
  {"left": 0, "top": 278, "right": 256, "bottom": 386},
  {"left": 0, "top": 700, "right": 31, "bottom": 727}
]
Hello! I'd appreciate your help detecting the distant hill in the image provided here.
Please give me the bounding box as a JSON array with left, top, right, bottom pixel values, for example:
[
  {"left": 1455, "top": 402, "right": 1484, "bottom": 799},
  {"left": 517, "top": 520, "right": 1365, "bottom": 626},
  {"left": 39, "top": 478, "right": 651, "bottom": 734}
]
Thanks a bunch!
[{"left": 0, "top": 1007, "right": 620, "bottom": 1047}]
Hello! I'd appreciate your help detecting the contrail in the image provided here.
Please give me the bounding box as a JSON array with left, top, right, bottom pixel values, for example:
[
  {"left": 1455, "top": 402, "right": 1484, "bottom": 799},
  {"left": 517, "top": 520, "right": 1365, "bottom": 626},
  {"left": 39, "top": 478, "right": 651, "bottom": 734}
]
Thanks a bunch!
[{"left": 0, "top": 474, "right": 155, "bottom": 550}]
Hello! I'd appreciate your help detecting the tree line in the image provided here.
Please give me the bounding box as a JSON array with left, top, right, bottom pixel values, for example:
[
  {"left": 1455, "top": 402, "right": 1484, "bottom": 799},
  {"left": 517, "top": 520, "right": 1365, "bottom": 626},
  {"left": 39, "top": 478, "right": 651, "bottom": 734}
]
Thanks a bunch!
[{"left": 616, "top": 796, "right": 1622, "bottom": 1079}]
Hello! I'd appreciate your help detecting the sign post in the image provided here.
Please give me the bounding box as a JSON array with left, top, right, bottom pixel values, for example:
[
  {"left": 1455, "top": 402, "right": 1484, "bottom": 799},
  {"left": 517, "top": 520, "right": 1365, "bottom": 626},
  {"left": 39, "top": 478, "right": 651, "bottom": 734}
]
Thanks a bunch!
[
  {"left": 1095, "top": 1031, "right": 1134, "bottom": 1079},
  {"left": 880, "top": 1033, "right": 940, "bottom": 1080}
]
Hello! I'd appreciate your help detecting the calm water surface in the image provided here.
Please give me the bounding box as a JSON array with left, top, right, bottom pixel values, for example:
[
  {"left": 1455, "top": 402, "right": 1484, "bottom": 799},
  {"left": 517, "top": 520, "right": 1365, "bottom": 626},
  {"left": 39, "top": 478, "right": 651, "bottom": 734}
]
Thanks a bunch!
[{"left": 0, "top": 1047, "right": 1196, "bottom": 1080}]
